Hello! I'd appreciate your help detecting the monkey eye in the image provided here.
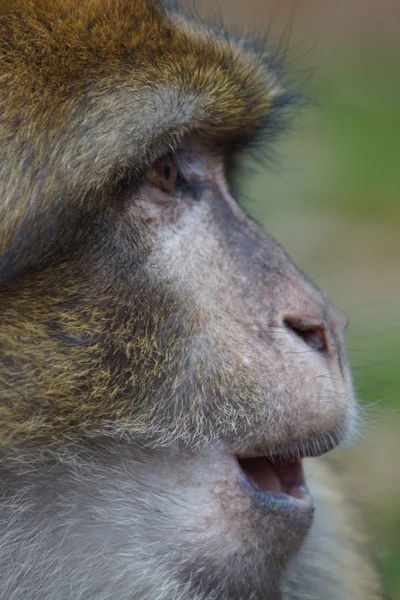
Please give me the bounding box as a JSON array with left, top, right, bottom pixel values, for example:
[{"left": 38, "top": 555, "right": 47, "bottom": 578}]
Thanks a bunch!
[{"left": 146, "top": 155, "right": 179, "bottom": 194}]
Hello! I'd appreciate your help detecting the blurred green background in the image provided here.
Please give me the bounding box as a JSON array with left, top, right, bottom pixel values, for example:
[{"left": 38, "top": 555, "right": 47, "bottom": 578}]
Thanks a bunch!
[{"left": 199, "top": 0, "right": 400, "bottom": 596}]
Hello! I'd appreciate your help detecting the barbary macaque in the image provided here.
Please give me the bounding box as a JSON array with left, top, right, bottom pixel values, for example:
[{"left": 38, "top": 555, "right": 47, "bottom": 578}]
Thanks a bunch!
[{"left": 0, "top": 1, "right": 382, "bottom": 598}]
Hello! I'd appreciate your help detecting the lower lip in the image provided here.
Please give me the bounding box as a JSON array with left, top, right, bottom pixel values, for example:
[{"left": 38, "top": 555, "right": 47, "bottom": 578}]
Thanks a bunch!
[{"left": 242, "top": 479, "right": 313, "bottom": 512}]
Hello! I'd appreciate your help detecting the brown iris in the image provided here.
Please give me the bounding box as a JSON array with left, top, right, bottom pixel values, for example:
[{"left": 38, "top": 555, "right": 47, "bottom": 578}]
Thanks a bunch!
[{"left": 146, "top": 155, "right": 178, "bottom": 194}]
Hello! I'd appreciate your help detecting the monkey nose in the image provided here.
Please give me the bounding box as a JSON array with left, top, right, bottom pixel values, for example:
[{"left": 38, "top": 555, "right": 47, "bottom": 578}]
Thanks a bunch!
[
  {"left": 283, "top": 316, "right": 328, "bottom": 354},
  {"left": 282, "top": 301, "right": 349, "bottom": 376}
]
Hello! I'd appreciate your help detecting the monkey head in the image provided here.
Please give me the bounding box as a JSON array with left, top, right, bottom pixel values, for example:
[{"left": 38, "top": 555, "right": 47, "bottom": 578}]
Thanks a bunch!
[{"left": 0, "top": 1, "right": 358, "bottom": 598}]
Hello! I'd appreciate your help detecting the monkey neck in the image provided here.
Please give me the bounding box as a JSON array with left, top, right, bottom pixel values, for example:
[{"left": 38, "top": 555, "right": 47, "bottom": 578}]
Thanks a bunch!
[{"left": 0, "top": 441, "right": 286, "bottom": 600}]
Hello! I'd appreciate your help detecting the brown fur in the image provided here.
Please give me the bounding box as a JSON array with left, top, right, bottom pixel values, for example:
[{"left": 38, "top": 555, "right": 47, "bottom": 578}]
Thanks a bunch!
[
  {"left": 0, "top": 1, "right": 383, "bottom": 598},
  {"left": 0, "top": 0, "right": 276, "bottom": 281}
]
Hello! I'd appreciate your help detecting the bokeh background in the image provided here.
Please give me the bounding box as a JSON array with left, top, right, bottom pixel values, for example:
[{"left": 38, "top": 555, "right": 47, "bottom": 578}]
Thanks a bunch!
[{"left": 197, "top": 0, "right": 400, "bottom": 596}]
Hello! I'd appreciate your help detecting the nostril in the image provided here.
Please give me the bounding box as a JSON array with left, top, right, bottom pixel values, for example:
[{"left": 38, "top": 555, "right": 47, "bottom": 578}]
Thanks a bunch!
[{"left": 284, "top": 317, "right": 328, "bottom": 354}]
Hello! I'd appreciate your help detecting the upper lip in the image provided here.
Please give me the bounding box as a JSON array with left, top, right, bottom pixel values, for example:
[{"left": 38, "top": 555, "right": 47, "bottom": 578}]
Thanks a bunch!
[{"left": 236, "top": 425, "right": 347, "bottom": 463}]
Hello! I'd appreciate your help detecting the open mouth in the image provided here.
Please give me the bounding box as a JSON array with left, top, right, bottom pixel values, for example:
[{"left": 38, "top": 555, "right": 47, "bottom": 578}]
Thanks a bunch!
[{"left": 236, "top": 455, "right": 312, "bottom": 511}]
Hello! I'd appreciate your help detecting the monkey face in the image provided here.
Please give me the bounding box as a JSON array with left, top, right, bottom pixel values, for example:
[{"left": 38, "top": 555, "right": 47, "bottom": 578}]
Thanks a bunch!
[
  {"left": 0, "top": 133, "right": 352, "bottom": 595},
  {"left": 0, "top": 2, "right": 359, "bottom": 597},
  {"left": 120, "top": 135, "right": 355, "bottom": 453},
  {"left": 78, "top": 135, "right": 353, "bottom": 590},
  {"left": 118, "top": 134, "right": 356, "bottom": 450}
]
